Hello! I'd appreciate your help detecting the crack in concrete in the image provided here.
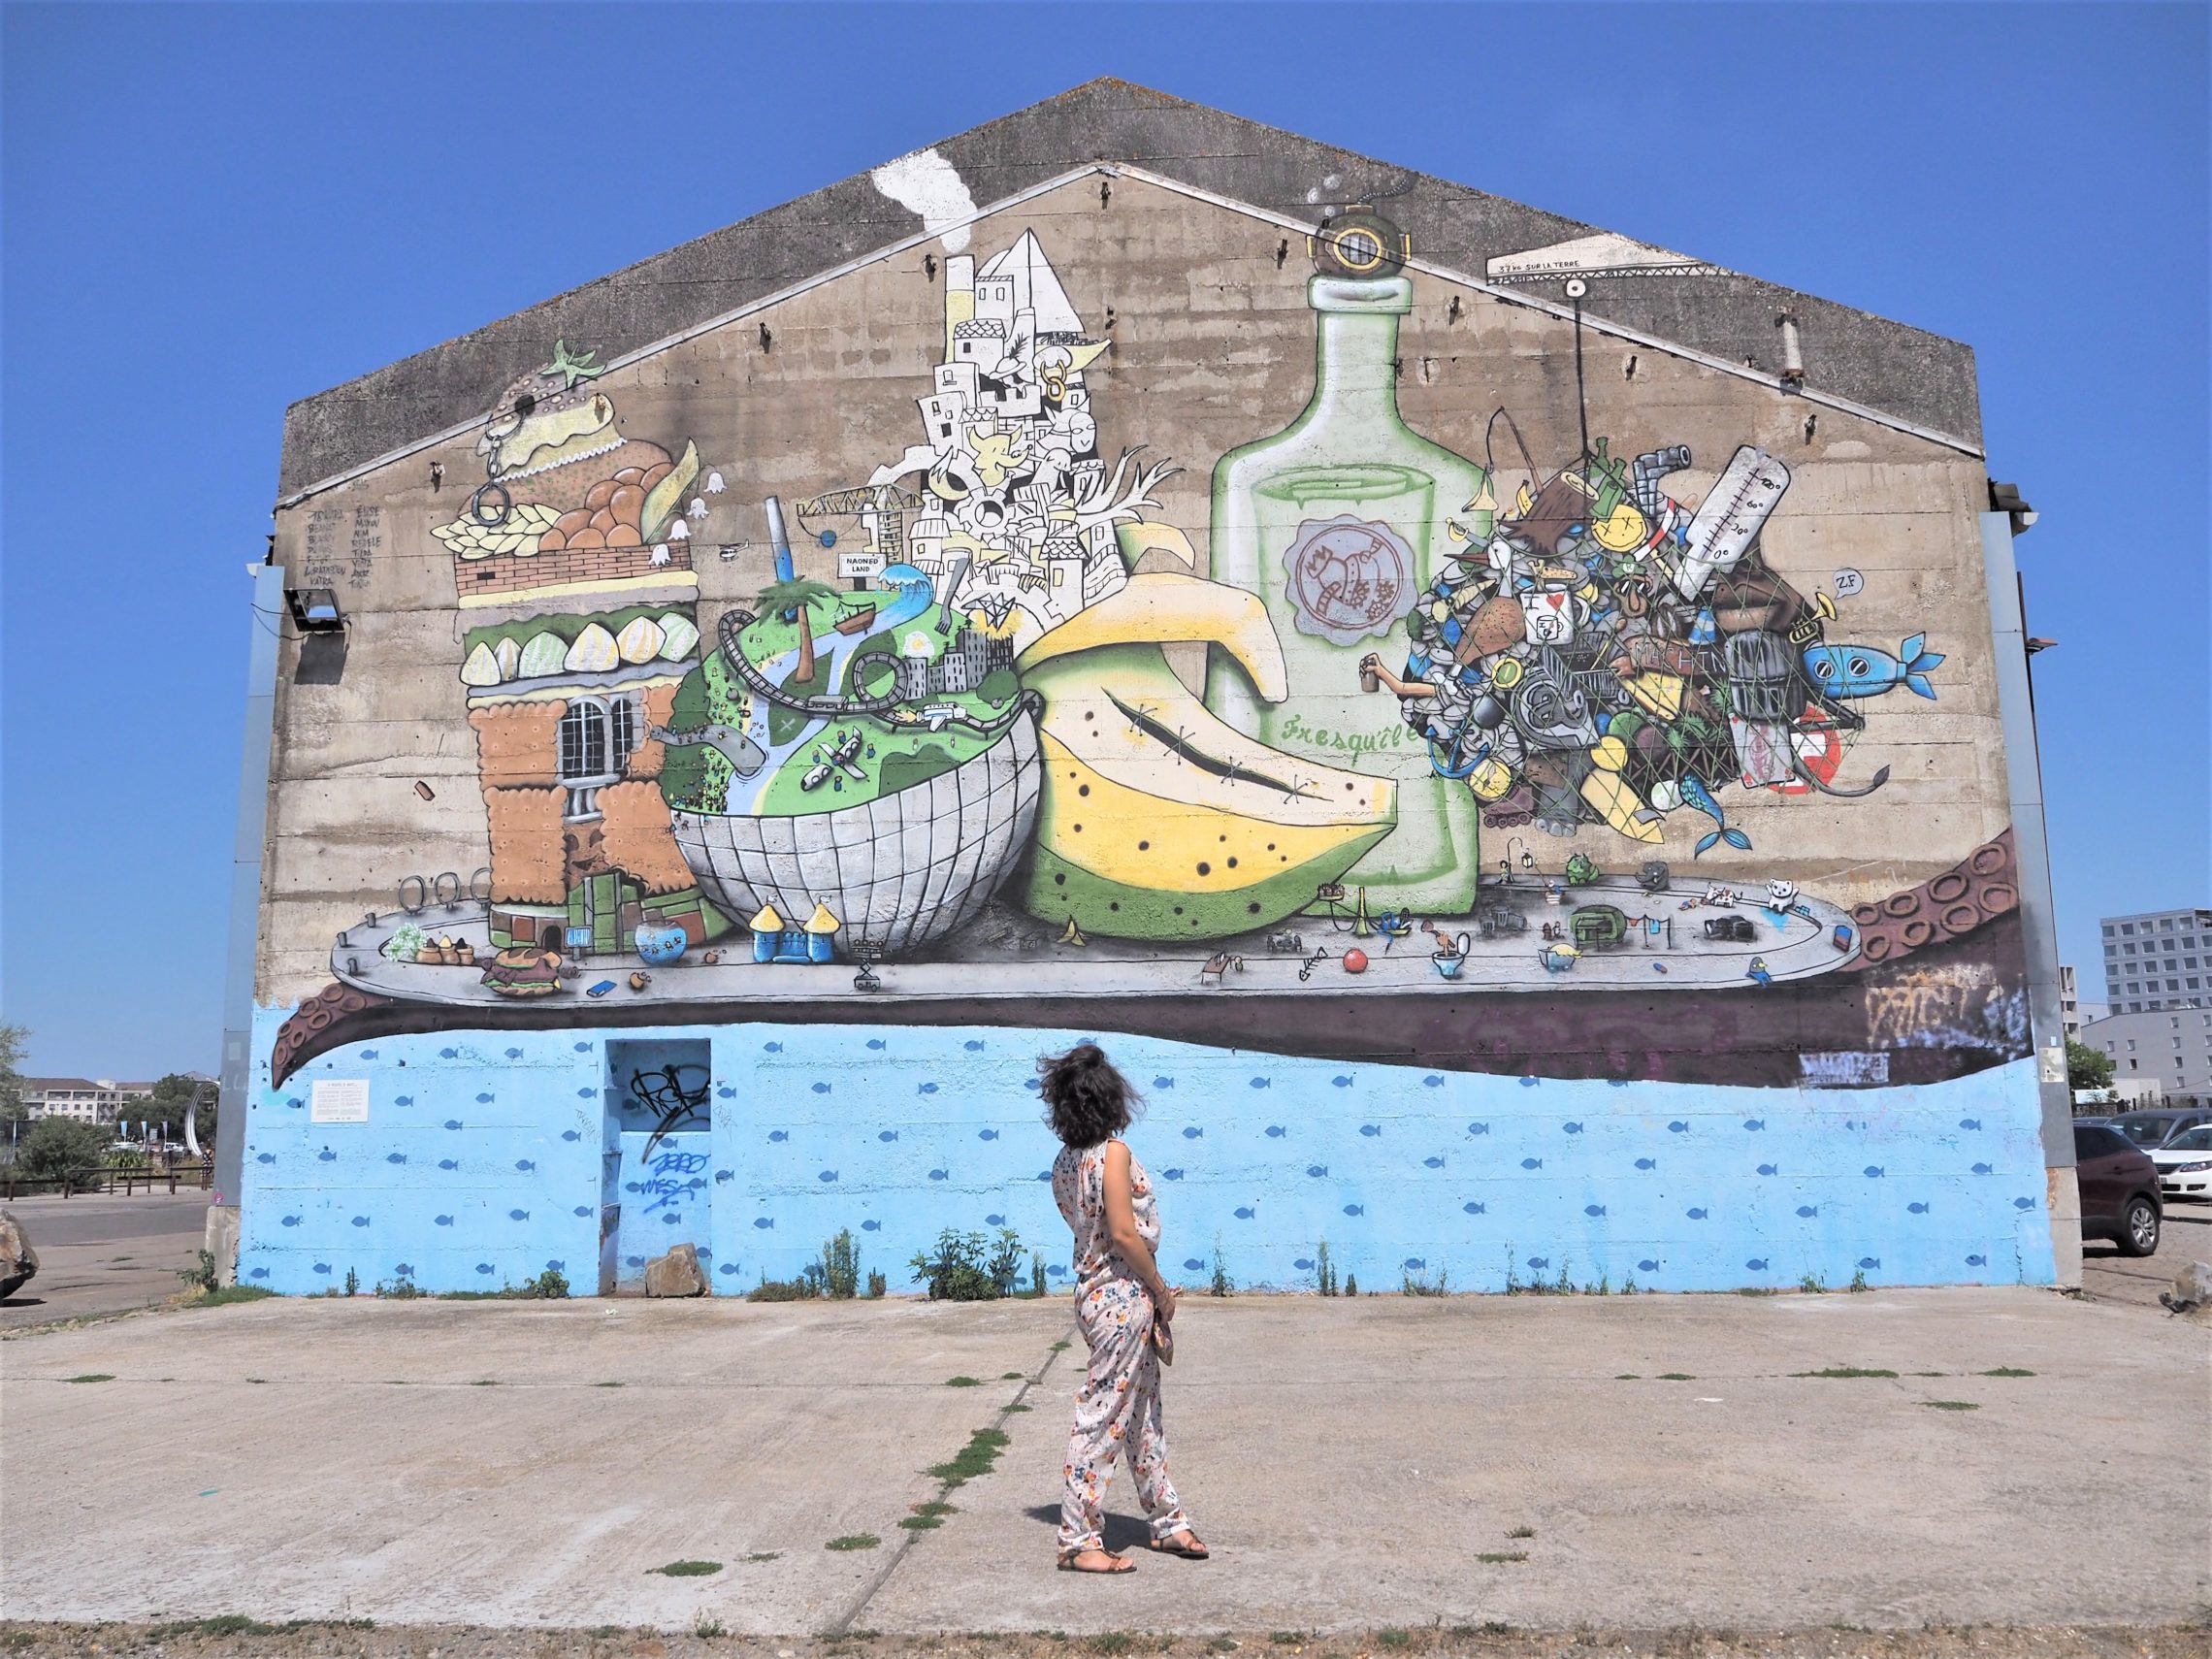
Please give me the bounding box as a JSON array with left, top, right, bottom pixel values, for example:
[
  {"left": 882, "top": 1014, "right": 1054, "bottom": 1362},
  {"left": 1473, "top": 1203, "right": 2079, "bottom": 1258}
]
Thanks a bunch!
[{"left": 823, "top": 1322, "right": 1073, "bottom": 1638}]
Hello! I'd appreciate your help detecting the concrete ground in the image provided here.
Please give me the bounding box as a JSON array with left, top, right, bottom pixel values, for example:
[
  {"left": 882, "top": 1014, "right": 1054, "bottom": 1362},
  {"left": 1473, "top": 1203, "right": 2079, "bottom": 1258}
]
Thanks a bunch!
[
  {"left": 0, "top": 1189, "right": 211, "bottom": 1329},
  {"left": 2081, "top": 1199, "right": 2211, "bottom": 1311},
  {"left": 2, "top": 1285, "right": 2204, "bottom": 1642}
]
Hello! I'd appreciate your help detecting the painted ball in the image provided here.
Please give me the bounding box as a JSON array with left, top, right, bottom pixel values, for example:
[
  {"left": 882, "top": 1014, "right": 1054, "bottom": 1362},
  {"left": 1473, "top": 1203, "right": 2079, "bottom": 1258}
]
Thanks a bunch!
[
  {"left": 1342, "top": 948, "right": 1369, "bottom": 974},
  {"left": 634, "top": 925, "right": 688, "bottom": 965}
]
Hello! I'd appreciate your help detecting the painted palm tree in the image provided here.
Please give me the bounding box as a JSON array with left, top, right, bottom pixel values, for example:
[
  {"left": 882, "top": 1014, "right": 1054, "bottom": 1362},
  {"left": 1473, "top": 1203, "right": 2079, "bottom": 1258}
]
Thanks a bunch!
[{"left": 757, "top": 576, "right": 839, "bottom": 684}]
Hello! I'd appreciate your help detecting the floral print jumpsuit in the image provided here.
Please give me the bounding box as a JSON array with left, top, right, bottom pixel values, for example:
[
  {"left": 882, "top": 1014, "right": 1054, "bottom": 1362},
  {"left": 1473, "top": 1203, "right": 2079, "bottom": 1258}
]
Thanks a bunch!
[{"left": 1053, "top": 1138, "right": 1190, "bottom": 1556}]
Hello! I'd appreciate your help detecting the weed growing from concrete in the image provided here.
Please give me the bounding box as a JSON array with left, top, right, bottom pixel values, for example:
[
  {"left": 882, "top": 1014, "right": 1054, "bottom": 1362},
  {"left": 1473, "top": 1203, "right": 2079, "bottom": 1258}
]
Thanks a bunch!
[
  {"left": 1503, "top": 1246, "right": 1521, "bottom": 1295},
  {"left": 1211, "top": 1235, "right": 1234, "bottom": 1296},
  {"left": 867, "top": 1270, "right": 888, "bottom": 1297},
  {"left": 1207, "top": 1638, "right": 1238, "bottom": 1653},
  {"left": 65, "top": 1373, "right": 114, "bottom": 1383},
  {"left": 1000, "top": 1370, "right": 1025, "bottom": 1380},
  {"left": 1088, "top": 1635, "right": 1133, "bottom": 1654},
  {"left": 694, "top": 1615, "right": 727, "bottom": 1638},
  {"left": 471, "top": 1379, "right": 500, "bottom": 1386},
  {"left": 1981, "top": 1366, "right": 2034, "bottom": 1377},
  {"left": 1507, "top": 1524, "right": 1537, "bottom": 1538},
  {"left": 1615, "top": 1372, "right": 1641, "bottom": 1380},
  {"left": 1315, "top": 1239, "right": 1338, "bottom": 1296},
  {"left": 1620, "top": 1274, "right": 1638, "bottom": 1294},
  {"left": 898, "top": 1515, "right": 944, "bottom": 1530},
  {"left": 1005, "top": 1402, "right": 1032, "bottom": 1413},
  {"left": 178, "top": 1250, "right": 221, "bottom": 1294},
  {"left": 595, "top": 1381, "right": 624, "bottom": 1387},
  {"left": 1658, "top": 1372, "right": 1695, "bottom": 1381},
  {"left": 147, "top": 1616, "right": 278, "bottom": 1638},
  {"left": 649, "top": 1560, "right": 722, "bottom": 1576},
  {"left": 1030, "top": 1251, "right": 1050, "bottom": 1297},
  {"left": 745, "top": 1552, "right": 781, "bottom": 1563},
  {"left": 1848, "top": 1269, "right": 1870, "bottom": 1291},
  {"left": 1923, "top": 1399, "right": 1980, "bottom": 1411},
  {"left": 1475, "top": 1550, "right": 1528, "bottom": 1563},
  {"left": 1792, "top": 1366, "right": 1898, "bottom": 1379},
  {"left": 185, "top": 1285, "right": 276, "bottom": 1308},
  {"left": 912, "top": 1501, "right": 957, "bottom": 1517},
  {"left": 1344, "top": 1272, "right": 1357, "bottom": 1295},
  {"left": 825, "top": 1534, "right": 880, "bottom": 1551},
  {"left": 946, "top": 1375, "right": 983, "bottom": 1387},
  {"left": 1268, "top": 1634, "right": 1305, "bottom": 1646},
  {"left": 1449, "top": 1624, "right": 1513, "bottom": 1638},
  {"left": 1799, "top": 1272, "right": 1827, "bottom": 1294},
  {"left": 1400, "top": 1264, "right": 1449, "bottom": 1296},
  {"left": 588, "top": 1625, "right": 624, "bottom": 1638},
  {"left": 344, "top": 1267, "right": 360, "bottom": 1296},
  {"left": 927, "top": 1426, "right": 1011, "bottom": 1487},
  {"left": 1377, "top": 1628, "right": 1411, "bottom": 1646},
  {"left": 1052, "top": 1339, "right": 1072, "bottom": 1351}
]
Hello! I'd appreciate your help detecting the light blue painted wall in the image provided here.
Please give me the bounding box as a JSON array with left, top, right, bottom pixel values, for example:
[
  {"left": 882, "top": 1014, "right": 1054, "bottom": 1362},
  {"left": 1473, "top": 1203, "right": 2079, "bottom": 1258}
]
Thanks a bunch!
[{"left": 242, "top": 1006, "right": 2056, "bottom": 1295}]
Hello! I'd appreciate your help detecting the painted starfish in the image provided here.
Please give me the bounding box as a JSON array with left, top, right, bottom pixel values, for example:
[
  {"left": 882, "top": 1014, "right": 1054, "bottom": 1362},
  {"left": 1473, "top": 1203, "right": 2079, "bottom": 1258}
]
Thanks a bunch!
[{"left": 538, "top": 339, "right": 605, "bottom": 391}]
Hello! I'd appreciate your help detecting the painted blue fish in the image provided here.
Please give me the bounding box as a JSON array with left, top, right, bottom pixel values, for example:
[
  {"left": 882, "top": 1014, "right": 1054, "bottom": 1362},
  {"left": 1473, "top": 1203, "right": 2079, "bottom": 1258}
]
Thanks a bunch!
[
  {"left": 715, "top": 1170, "right": 732, "bottom": 1184},
  {"left": 768, "top": 1131, "right": 790, "bottom": 1144},
  {"left": 1025, "top": 1078, "right": 1043, "bottom": 1091},
  {"left": 1527, "top": 1256, "right": 1550, "bottom": 1270},
  {"left": 508, "top": 1209, "right": 530, "bottom": 1221},
  {"left": 443, "top": 1120, "right": 464, "bottom": 1132},
  {"left": 1743, "top": 1119, "right": 1766, "bottom": 1131},
  {"left": 256, "top": 1153, "right": 276, "bottom": 1164},
  {"left": 1804, "top": 634, "right": 1944, "bottom": 700},
  {"left": 986, "top": 1214, "right": 1004, "bottom": 1226},
  {"left": 572, "top": 1205, "right": 591, "bottom": 1217},
  {"left": 977, "top": 1128, "right": 998, "bottom": 1141},
  {"left": 1965, "top": 1253, "right": 1987, "bottom": 1267},
  {"left": 545, "top": 1258, "right": 567, "bottom": 1272},
  {"left": 866, "top": 1038, "right": 886, "bottom": 1050},
  {"left": 362, "top": 1050, "right": 381, "bottom": 1059},
  {"left": 1422, "top": 1075, "right": 1445, "bottom": 1089},
  {"left": 1294, "top": 1257, "right": 1316, "bottom": 1271},
  {"left": 353, "top": 1216, "right": 374, "bottom": 1227},
  {"left": 717, "top": 1087, "right": 735, "bottom": 1099},
  {"left": 879, "top": 1130, "right": 899, "bottom": 1143},
  {"left": 1585, "top": 1204, "right": 1607, "bottom": 1218},
  {"left": 1403, "top": 1257, "right": 1426, "bottom": 1271},
  {"left": 391, "top": 1095, "right": 410, "bottom": 1106},
  {"left": 1360, "top": 1124, "right": 1382, "bottom": 1138},
  {"left": 818, "top": 1170, "right": 838, "bottom": 1183},
  {"left": 1636, "top": 1157, "right": 1658, "bottom": 1171},
  {"left": 475, "top": 1092, "right": 495, "bottom": 1105},
  {"left": 280, "top": 1215, "right": 302, "bottom": 1228},
  {"left": 1681, "top": 775, "right": 1752, "bottom": 858},
  {"left": 1564, "top": 1122, "right": 1584, "bottom": 1135},
  {"left": 1638, "top": 1258, "right": 1660, "bottom": 1273},
  {"left": 435, "top": 1216, "right": 454, "bottom": 1227},
  {"left": 1669, "top": 1121, "right": 1690, "bottom": 1133},
  {"left": 439, "top": 1048, "right": 458, "bottom": 1059},
  {"left": 1048, "top": 1264, "right": 1067, "bottom": 1278},
  {"left": 1796, "top": 1205, "right": 1819, "bottom": 1219},
  {"left": 1184, "top": 1258, "right": 1207, "bottom": 1272},
  {"left": 1307, "top": 1164, "right": 1329, "bottom": 1178},
  {"left": 2013, "top": 1196, "right": 2036, "bottom": 1211},
  {"left": 927, "top": 1169, "right": 949, "bottom": 1182},
  {"left": 917, "top": 1083, "right": 938, "bottom": 1095},
  {"left": 1249, "top": 1077, "right": 1272, "bottom": 1090},
  {"left": 1758, "top": 1163, "right": 1779, "bottom": 1176},
  {"left": 1342, "top": 1204, "right": 1364, "bottom": 1217},
  {"left": 1518, "top": 1076, "right": 1542, "bottom": 1089},
  {"left": 1183, "top": 1126, "right": 1203, "bottom": 1139},
  {"left": 561, "top": 1130, "right": 581, "bottom": 1142},
  {"left": 475, "top": 1263, "right": 495, "bottom": 1276},
  {"left": 386, "top": 1153, "right": 407, "bottom": 1165},
  {"left": 514, "top": 1159, "right": 536, "bottom": 1173},
  {"left": 1908, "top": 1201, "right": 1931, "bottom": 1215},
  {"left": 1332, "top": 1076, "right": 1354, "bottom": 1088},
  {"left": 1463, "top": 1201, "right": 1486, "bottom": 1215},
  {"left": 250, "top": 1267, "right": 269, "bottom": 1279},
  {"left": 753, "top": 1217, "right": 775, "bottom": 1230},
  {"left": 1971, "top": 1162, "right": 1995, "bottom": 1175},
  {"left": 501, "top": 1049, "right": 518, "bottom": 1059},
  {"left": 1858, "top": 1256, "right": 1881, "bottom": 1270},
  {"left": 1520, "top": 1157, "right": 1544, "bottom": 1170},
  {"left": 963, "top": 1039, "right": 985, "bottom": 1052},
  {"left": 313, "top": 1263, "right": 332, "bottom": 1276},
  {"left": 572, "top": 1042, "right": 591, "bottom": 1054},
  {"left": 1960, "top": 1118, "right": 1982, "bottom": 1131},
  {"left": 1154, "top": 1076, "right": 1177, "bottom": 1090},
  {"left": 1266, "top": 1125, "right": 1287, "bottom": 1139},
  {"left": 1686, "top": 1207, "right": 1709, "bottom": 1220},
  {"left": 718, "top": 1262, "right": 740, "bottom": 1276},
  {"left": 862, "top": 1220, "right": 881, "bottom": 1232},
  {"left": 1423, "top": 1156, "right": 1446, "bottom": 1169},
  {"left": 1234, "top": 1206, "right": 1257, "bottom": 1220},
  {"left": 1745, "top": 1258, "right": 1769, "bottom": 1272},
  {"left": 317, "top": 1149, "right": 337, "bottom": 1162},
  {"left": 395, "top": 1262, "right": 414, "bottom": 1276},
  {"left": 574, "top": 1088, "right": 594, "bottom": 1100},
  {"left": 1162, "top": 1168, "right": 1185, "bottom": 1181},
  {"left": 1468, "top": 1122, "right": 1491, "bottom": 1136},
  {"left": 764, "top": 1041, "right": 783, "bottom": 1053},
  {"left": 811, "top": 1083, "right": 831, "bottom": 1094}
]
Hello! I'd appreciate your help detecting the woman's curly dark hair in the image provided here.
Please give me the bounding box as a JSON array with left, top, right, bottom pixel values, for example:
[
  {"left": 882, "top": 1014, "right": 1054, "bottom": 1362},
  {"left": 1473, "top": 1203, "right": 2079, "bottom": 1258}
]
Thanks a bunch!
[{"left": 1039, "top": 1043, "right": 1141, "bottom": 1148}]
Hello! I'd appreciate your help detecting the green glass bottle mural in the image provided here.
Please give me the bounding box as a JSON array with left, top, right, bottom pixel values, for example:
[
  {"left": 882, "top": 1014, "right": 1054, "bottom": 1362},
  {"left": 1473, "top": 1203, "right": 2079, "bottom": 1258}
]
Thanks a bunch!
[{"left": 1206, "top": 211, "right": 1489, "bottom": 914}]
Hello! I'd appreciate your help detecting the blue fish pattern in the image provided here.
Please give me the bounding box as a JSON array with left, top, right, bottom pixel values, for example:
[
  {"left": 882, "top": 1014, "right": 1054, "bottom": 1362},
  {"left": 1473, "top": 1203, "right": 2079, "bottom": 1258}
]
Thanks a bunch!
[
  {"left": 1796, "top": 1205, "right": 1819, "bottom": 1219},
  {"left": 1249, "top": 1077, "right": 1271, "bottom": 1090},
  {"left": 753, "top": 1217, "right": 775, "bottom": 1230},
  {"left": 1233, "top": 1207, "right": 1256, "bottom": 1220},
  {"left": 1907, "top": 1202, "right": 1931, "bottom": 1215},
  {"left": 1342, "top": 1204, "right": 1363, "bottom": 1217},
  {"left": 1638, "top": 1259, "right": 1660, "bottom": 1272},
  {"left": 1266, "top": 1125, "right": 1287, "bottom": 1139},
  {"left": 1520, "top": 1157, "right": 1544, "bottom": 1170},
  {"left": 1857, "top": 1256, "right": 1881, "bottom": 1270},
  {"left": 1686, "top": 1207, "right": 1709, "bottom": 1220},
  {"left": 1463, "top": 1202, "right": 1486, "bottom": 1215},
  {"left": 1161, "top": 1168, "right": 1185, "bottom": 1181},
  {"left": 1332, "top": 1076, "right": 1354, "bottom": 1088},
  {"left": 1803, "top": 634, "right": 1944, "bottom": 699},
  {"left": 862, "top": 1220, "right": 882, "bottom": 1232},
  {"left": 1360, "top": 1124, "right": 1382, "bottom": 1138},
  {"left": 1423, "top": 1156, "right": 1446, "bottom": 1169},
  {"left": 1307, "top": 1165, "right": 1329, "bottom": 1178},
  {"left": 879, "top": 1130, "right": 899, "bottom": 1142},
  {"left": 1182, "top": 1126, "right": 1203, "bottom": 1139},
  {"left": 1584, "top": 1204, "right": 1607, "bottom": 1218},
  {"left": 1153, "top": 1076, "right": 1177, "bottom": 1090},
  {"left": 1758, "top": 1163, "right": 1780, "bottom": 1177},
  {"left": 1635, "top": 1157, "right": 1658, "bottom": 1171}
]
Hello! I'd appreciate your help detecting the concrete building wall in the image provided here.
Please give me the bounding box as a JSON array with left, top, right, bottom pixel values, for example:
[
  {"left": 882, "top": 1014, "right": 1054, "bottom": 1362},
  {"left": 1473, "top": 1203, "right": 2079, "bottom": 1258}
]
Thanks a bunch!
[{"left": 242, "top": 143, "right": 2053, "bottom": 1296}]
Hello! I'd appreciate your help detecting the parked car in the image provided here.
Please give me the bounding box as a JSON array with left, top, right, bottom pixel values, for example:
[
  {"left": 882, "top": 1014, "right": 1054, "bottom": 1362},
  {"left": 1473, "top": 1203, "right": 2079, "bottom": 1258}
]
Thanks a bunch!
[
  {"left": 2147, "top": 1123, "right": 2212, "bottom": 1206},
  {"left": 2109, "top": 1108, "right": 2212, "bottom": 1150},
  {"left": 2073, "top": 1123, "right": 2162, "bottom": 1255}
]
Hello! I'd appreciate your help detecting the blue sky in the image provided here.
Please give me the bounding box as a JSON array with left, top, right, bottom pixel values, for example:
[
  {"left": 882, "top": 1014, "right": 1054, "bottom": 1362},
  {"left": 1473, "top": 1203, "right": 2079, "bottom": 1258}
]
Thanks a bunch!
[{"left": 3, "top": 3, "right": 2205, "bottom": 1074}]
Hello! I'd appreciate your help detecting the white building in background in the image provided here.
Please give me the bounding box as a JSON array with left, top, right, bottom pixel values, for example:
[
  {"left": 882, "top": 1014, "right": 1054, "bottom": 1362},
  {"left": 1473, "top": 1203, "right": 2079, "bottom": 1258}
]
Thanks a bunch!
[
  {"left": 19, "top": 1078, "right": 155, "bottom": 1124},
  {"left": 2059, "top": 965, "right": 2105, "bottom": 1038},
  {"left": 2099, "top": 907, "right": 2212, "bottom": 1015},
  {"left": 2078, "top": 1007, "right": 2212, "bottom": 1106}
]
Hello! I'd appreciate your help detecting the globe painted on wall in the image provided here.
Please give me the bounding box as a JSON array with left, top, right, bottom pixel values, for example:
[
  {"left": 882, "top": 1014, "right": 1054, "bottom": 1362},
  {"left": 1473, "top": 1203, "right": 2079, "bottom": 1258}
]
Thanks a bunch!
[{"left": 660, "top": 585, "right": 1043, "bottom": 958}]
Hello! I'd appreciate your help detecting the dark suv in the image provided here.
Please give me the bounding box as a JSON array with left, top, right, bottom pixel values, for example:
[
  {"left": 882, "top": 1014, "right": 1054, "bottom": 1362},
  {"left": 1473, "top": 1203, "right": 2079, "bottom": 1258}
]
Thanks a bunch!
[{"left": 2074, "top": 1123, "right": 2162, "bottom": 1256}]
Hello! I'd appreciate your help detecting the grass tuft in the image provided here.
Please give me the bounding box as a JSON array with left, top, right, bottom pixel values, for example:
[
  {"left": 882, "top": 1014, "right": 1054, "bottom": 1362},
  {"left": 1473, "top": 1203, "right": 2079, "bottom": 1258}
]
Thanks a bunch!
[
  {"left": 1506, "top": 1523, "right": 1536, "bottom": 1539},
  {"left": 188, "top": 1285, "right": 277, "bottom": 1307},
  {"left": 898, "top": 1514, "right": 943, "bottom": 1530},
  {"left": 1656, "top": 1372, "right": 1695, "bottom": 1381},
  {"left": 1377, "top": 1630, "right": 1411, "bottom": 1647},
  {"left": 147, "top": 1616, "right": 276, "bottom": 1638},
  {"left": 1792, "top": 1366, "right": 1898, "bottom": 1379},
  {"left": 1088, "top": 1637, "right": 1133, "bottom": 1655},
  {"left": 826, "top": 1534, "right": 881, "bottom": 1551},
  {"left": 65, "top": 1373, "right": 115, "bottom": 1383},
  {"left": 746, "top": 1551, "right": 781, "bottom": 1562},
  {"left": 1980, "top": 1366, "right": 2034, "bottom": 1378},
  {"left": 946, "top": 1375, "right": 983, "bottom": 1387},
  {"left": 1614, "top": 1372, "right": 1641, "bottom": 1380},
  {"left": 649, "top": 1559, "right": 722, "bottom": 1577},
  {"left": 1923, "top": 1399, "right": 1980, "bottom": 1411},
  {"left": 1475, "top": 1550, "right": 1528, "bottom": 1564}
]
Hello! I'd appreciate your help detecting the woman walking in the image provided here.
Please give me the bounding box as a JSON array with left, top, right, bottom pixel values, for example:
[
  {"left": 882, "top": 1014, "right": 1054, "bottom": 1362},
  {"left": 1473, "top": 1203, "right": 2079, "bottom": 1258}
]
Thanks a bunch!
[{"left": 1043, "top": 1043, "right": 1209, "bottom": 1574}]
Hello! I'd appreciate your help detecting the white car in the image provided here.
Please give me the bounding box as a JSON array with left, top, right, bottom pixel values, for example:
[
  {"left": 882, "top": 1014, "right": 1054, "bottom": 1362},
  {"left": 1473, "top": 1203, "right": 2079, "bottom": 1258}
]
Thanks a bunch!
[{"left": 2148, "top": 1123, "right": 2212, "bottom": 1205}]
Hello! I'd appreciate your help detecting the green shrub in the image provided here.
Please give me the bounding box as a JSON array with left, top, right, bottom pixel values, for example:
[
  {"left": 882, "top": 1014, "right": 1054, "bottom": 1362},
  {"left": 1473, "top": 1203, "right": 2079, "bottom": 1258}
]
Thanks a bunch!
[
  {"left": 910, "top": 1228, "right": 1021, "bottom": 1301},
  {"left": 344, "top": 1267, "right": 360, "bottom": 1297},
  {"left": 1029, "top": 1250, "right": 1049, "bottom": 1297},
  {"left": 1209, "top": 1235, "right": 1233, "bottom": 1297},
  {"left": 178, "top": 1249, "right": 220, "bottom": 1294},
  {"left": 865, "top": 1270, "right": 887, "bottom": 1298},
  {"left": 1315, "top": 1240, "right": 1337, "bottom": 1296},
  {"left": 821, "top": 1229, "right": 860, "bottom": 1299},
  {"left": 526, "top": 1268, "right": 569, "bottom": 1299},
  {"left": 748, "top": 1275, "right": 817, "bottom": 1302},
  {"left": 19, "top": 1118, "right": 109, "bottom": 1187}
]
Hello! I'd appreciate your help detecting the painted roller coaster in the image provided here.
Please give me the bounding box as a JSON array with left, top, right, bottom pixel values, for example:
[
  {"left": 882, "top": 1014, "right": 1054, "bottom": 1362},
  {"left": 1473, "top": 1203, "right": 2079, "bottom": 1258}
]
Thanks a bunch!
[{"left": 713, "top": 606, "right": 1041, "bottom": 734}]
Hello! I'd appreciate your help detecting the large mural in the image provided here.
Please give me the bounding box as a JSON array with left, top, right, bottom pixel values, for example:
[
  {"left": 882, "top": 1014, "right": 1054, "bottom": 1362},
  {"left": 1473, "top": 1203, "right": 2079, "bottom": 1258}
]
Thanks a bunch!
[
  {"left": 245, "top": 196, "right": 2046, "bottom": 1299},
  {"left": 277, "top": 216, "right": 2013, "bottom": 1096}
]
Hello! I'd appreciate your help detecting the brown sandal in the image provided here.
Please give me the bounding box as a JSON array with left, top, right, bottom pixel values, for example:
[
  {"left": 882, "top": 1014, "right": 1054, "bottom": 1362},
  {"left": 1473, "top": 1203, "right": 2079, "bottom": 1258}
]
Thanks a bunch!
[
  {"left": 1057, "top": 1547, "right": 1135, "bottom": 1574},
  {"left": 1149, "top": 1530, "right": 1210, "bottom": 1560}
]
